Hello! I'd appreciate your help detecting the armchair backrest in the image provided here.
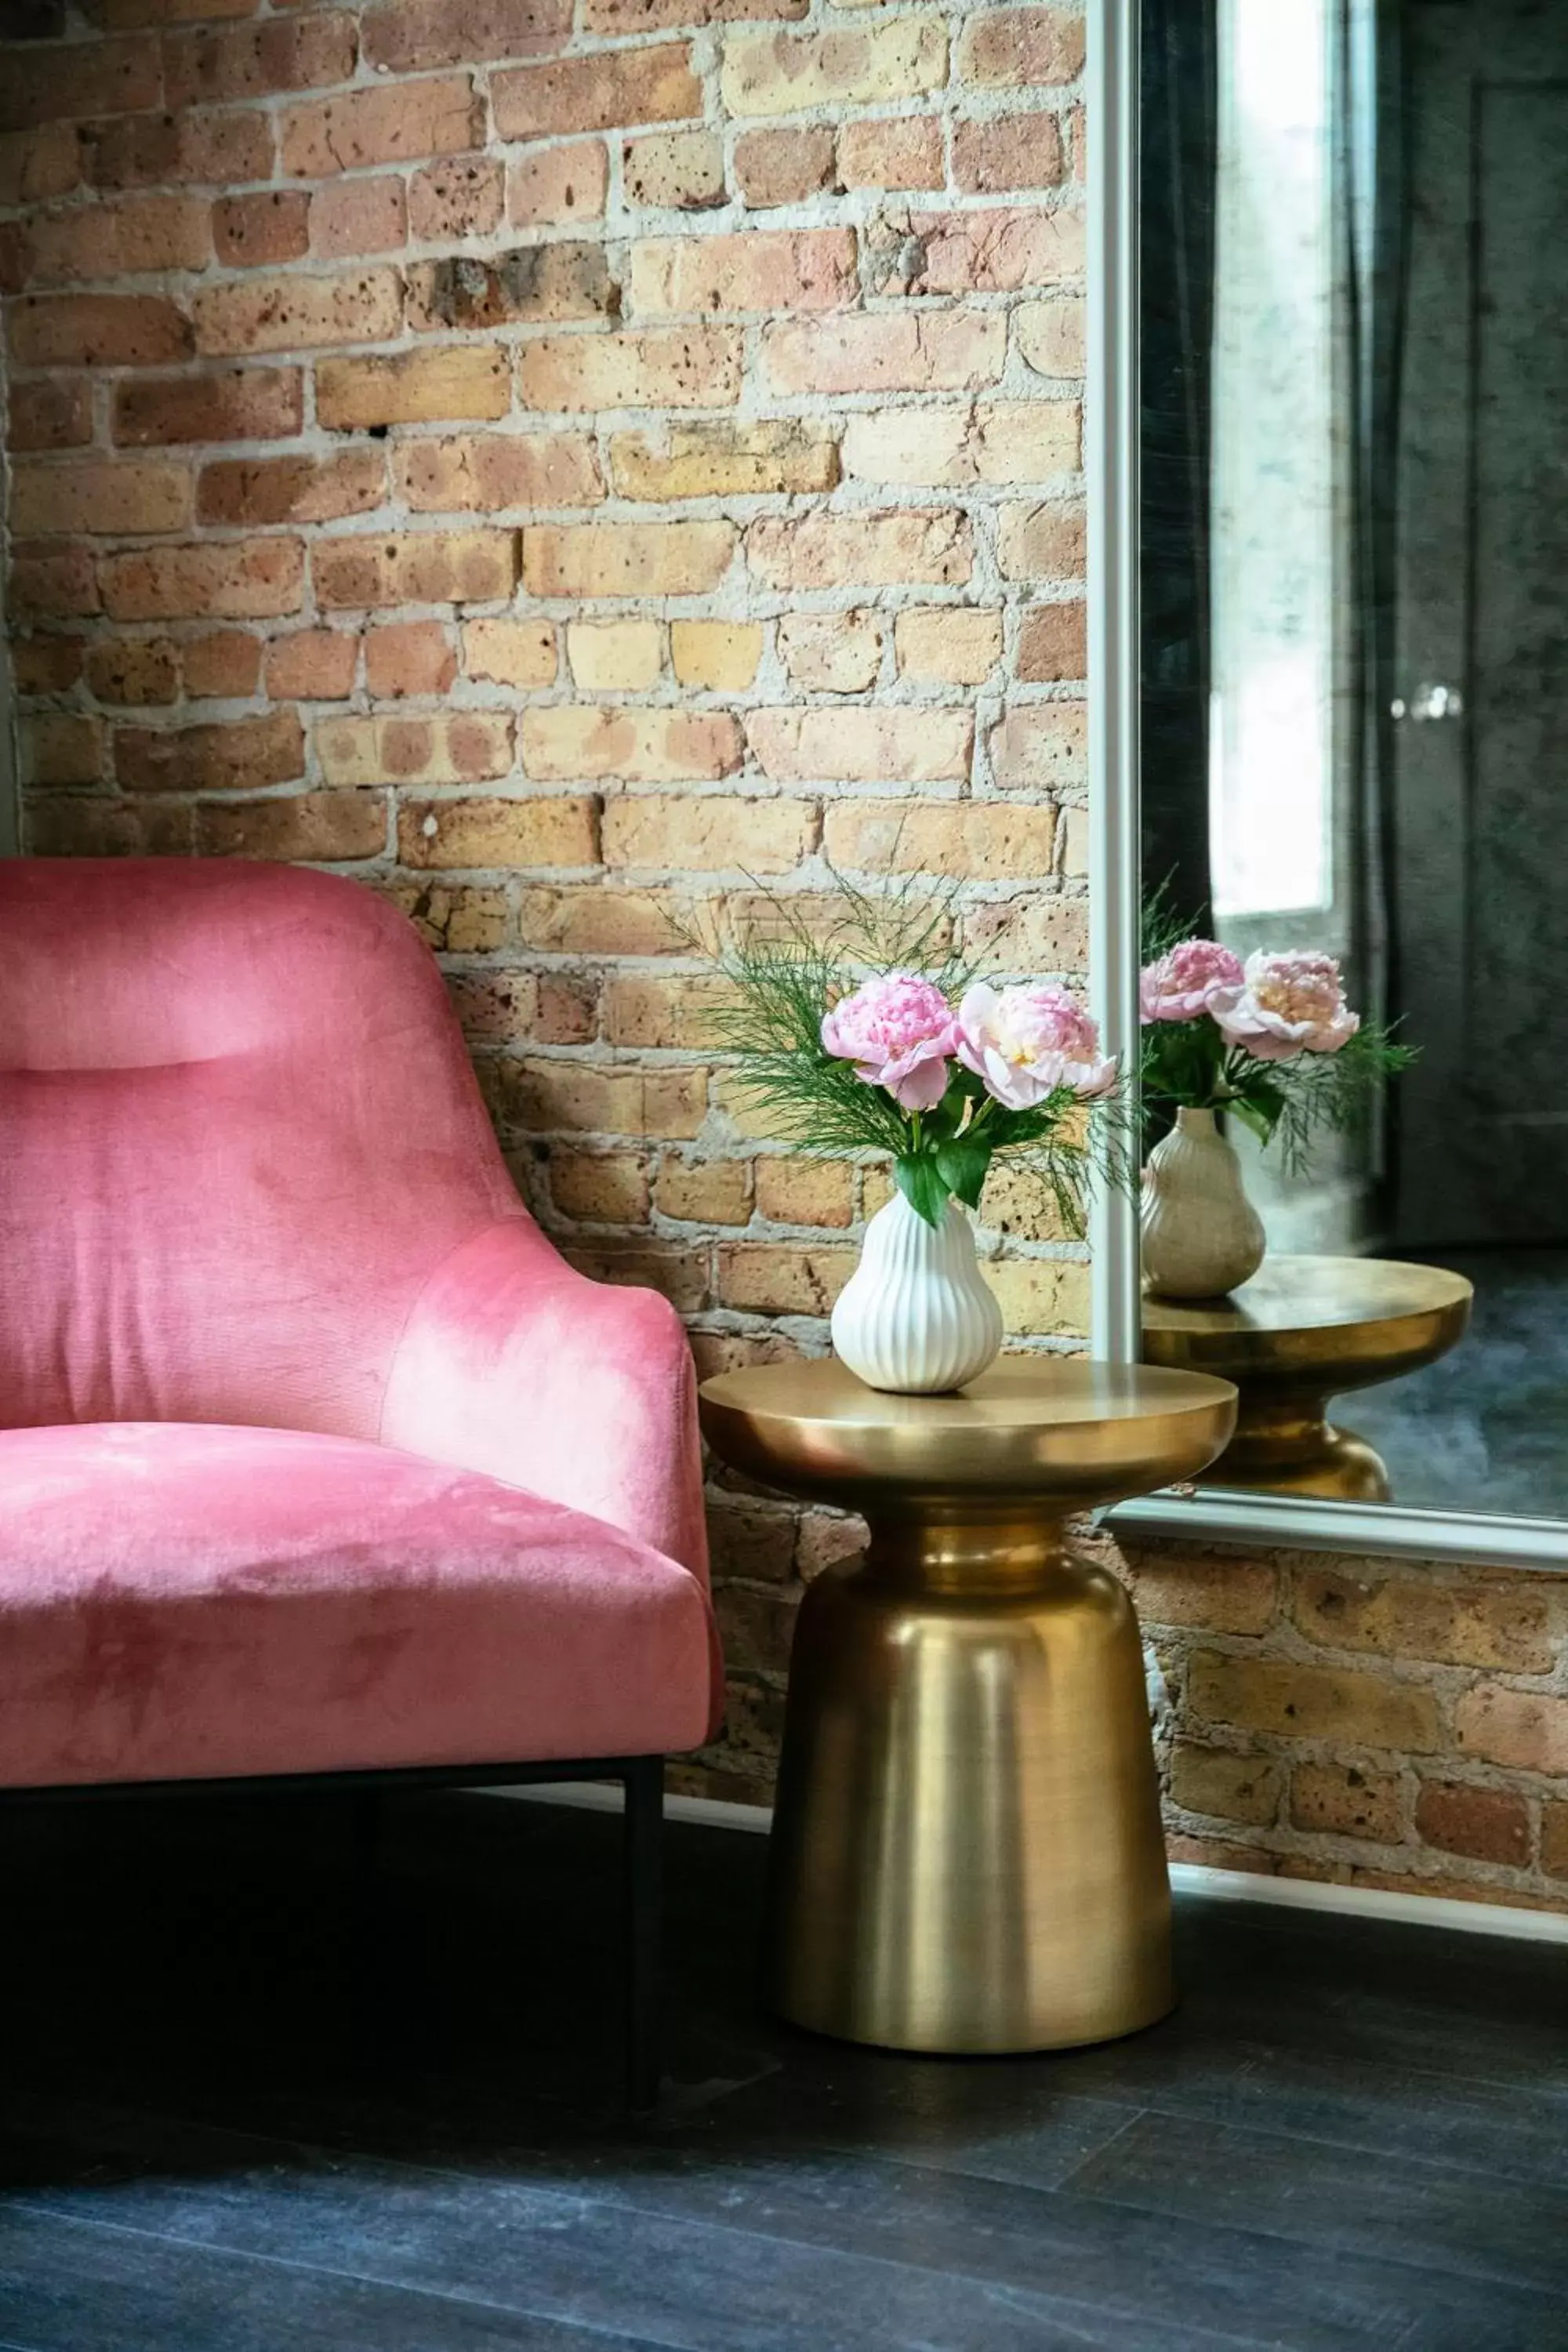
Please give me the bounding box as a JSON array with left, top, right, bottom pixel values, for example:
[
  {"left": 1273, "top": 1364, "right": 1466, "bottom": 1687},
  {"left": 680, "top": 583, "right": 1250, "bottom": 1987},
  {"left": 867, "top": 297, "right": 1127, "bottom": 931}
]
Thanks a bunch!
[{"left": 0, "top": 859, "right": 520, "bottom": 1438}]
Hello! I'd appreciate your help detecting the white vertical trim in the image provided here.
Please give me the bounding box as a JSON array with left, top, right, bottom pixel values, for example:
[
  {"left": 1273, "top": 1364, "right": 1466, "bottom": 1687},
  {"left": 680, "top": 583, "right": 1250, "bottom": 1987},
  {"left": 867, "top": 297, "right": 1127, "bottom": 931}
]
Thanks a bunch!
[{"left": 1087, "top": 0, "right": 1144, "bottom": 1369}]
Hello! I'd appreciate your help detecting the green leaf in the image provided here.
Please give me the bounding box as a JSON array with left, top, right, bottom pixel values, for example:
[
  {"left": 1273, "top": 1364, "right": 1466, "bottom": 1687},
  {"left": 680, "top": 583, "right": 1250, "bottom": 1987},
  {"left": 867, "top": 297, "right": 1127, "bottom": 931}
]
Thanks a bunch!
[
  {"left": 894, "top": 1153, "right": 949, "bottom": 1228},
  {"left": 935, "top": 1138, "right": 991, "bottom": 1209},
  {"left": 1227, "top": 1091, "right": 1279, "bottom": 1147}
]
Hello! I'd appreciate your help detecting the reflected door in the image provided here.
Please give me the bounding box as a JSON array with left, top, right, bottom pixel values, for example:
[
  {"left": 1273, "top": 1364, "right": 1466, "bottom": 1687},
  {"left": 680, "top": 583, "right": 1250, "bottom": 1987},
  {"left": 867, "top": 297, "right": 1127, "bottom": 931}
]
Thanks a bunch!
[{"left": 1391, "top": 0, "right": 1568, "bottom": 1243}]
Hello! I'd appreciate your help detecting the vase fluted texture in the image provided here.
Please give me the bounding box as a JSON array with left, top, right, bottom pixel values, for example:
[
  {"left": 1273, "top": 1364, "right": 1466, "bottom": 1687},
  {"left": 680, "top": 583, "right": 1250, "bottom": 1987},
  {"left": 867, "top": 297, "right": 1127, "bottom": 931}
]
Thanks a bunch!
[
  {"left": 831, "top": 1192, "right": 1004, "bottom": 1395},
  {"left": 1141, "top": 1106, "right": 1266, "bottom": 1301}
]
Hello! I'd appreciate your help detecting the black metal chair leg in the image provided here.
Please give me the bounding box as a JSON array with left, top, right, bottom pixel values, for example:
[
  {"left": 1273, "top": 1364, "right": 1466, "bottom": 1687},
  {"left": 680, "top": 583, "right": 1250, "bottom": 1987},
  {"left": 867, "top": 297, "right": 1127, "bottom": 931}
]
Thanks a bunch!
[{"left": 623, "top": 1755, "right": 664, "bottom": 2114}]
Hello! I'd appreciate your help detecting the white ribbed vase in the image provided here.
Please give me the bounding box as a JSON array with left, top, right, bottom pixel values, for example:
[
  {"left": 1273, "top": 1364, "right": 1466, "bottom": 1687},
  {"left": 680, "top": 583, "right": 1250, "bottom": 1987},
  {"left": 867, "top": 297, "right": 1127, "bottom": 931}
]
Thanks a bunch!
[
  {"left": 1141, "top": 1106, "right": 1266, "bottom": 1301},
  {"left": 831, "top": 1191, "right": 1004, "bottom": 1395}
]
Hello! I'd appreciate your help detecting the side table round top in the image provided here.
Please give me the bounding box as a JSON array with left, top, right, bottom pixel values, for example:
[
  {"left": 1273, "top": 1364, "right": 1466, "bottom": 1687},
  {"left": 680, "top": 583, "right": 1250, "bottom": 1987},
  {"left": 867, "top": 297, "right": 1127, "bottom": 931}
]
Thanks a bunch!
[
  {"left": 1142, "top": 1254, "right": 1472, "bottom": 1395},
  {"left": 698, "top": 1356, "right": 1236, "bottom": 1515}
]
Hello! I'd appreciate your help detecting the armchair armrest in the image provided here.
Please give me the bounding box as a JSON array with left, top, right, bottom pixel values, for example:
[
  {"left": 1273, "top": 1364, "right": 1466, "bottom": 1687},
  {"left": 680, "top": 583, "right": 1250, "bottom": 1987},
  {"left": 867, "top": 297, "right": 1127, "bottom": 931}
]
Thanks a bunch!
[{"left": 380, "top": 1218, "right": 710, "bottom": 1584}]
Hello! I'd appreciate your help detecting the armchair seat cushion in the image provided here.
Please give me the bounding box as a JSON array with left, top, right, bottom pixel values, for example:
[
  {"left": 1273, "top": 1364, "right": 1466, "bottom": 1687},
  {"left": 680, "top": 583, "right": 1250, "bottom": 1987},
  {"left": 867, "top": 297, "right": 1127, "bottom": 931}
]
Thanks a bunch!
[{"left": 0, "top": 1422, "right": 719, "bottom": 1791}]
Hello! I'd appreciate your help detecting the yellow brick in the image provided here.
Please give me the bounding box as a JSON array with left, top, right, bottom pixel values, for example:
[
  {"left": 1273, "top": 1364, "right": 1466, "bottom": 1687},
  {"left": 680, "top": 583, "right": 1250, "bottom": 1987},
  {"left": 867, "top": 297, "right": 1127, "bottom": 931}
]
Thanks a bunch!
[
  {"left": 1016, "top": 296, "right": 1085, "bottom": 379},
  {"left": 1189, "top": 1653, "right": 1443, "bottom": 1755},
  {"left": 963, "top": 891, "right": 1088, "bottom": 974},
  {"left": 518, "top": 327, "right": 743, "bottom": 412},
  {"left": 518, "top": 885, "right": 688, "bottom": 956},
  {"left": 981, "top": 1255, "right": 1090, "bottom": 1337},
  {"left": 670, "top": 619, "right": 762, "bottom": 691},
  {"left": 1290, "top": 1760, "right": 1405, "bottom": 1845},
  {"left": 1116, "top": 1542, "right": 1279, "bottom": 1638},
  {"left": 602, "top": 793, "right": 813, "bottom": 875},
  {"left": 895, "top": 606, "right": 1003, "bottom": 684},
  {"left": 523, "top": 521, "right": 736, "bottom": 599},
  {"left": 1170, "top": 1745, "right": 1284, "bottom": 1828},
  {"left": 656, "top": 1157, "right": 754, "bottom": 1225},
  {"left": 777, "top": 608, "right": 882, "bottom": 693},
  {"left": 462, "top": 617, "right": 557, "bottom": 688},
  {"left": 314, "top": 529, "right": 517, "bottom": 611},
  {"left": 755, "top": 1157, "right": 855, "bottom": 1229},
  {"left": 522, "top": 707, "right": 742, "bottom": 784},
  {"left": 506, "top": 1059, "right": 708, "bottom": 1140},
  {"left": 566, "top": 619, "right": 662, "bottom": 691},
  {"left": 11, "top": 458, "right": 190, "bottom": 539},
  {"left": 383, "top": 881, "right": 510, "bottom": 953},
  {"left": 397, "top": 793, "right": 597, "bottom": 870},
  {"left": 721, "top": 17, "right": 948, "bottom": 116},
  {"left": 747, "top": 706, "right": 971, "bottom": 785},
  {"left": 316, "top": 344, "right": 511, "bottom": 429},
  {"left": 716, "top": 1242, "right": 855, "bottom": 1316},
  {"left": 549, "top": 1151, "right": 651, "bottom": 1225},
  {"left": 608, "top": 418, "right": 839, "bottom": 501},
  {"left": 840, "top": 400, "right": 1079, "bottom": 488},
  {"left": 1292, "top": 1569, "right": 1555, "bottom": 1675},
  {"left": 822, "top": 797, "right": 1055, "bottom": 880},
  {"left": 603, "top": 974, "right": 736, "bottom": 1049}
]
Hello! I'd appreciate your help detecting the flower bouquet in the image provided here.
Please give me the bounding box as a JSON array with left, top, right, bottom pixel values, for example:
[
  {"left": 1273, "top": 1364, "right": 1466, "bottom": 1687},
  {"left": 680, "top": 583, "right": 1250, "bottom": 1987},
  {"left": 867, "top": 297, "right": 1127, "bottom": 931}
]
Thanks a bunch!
[
  {"left": 706, "top": 883, "right": 1126, "bottom": 1393},
  {"left": 1138, "top": 916, "right": 1414, "bottom": 1299}
]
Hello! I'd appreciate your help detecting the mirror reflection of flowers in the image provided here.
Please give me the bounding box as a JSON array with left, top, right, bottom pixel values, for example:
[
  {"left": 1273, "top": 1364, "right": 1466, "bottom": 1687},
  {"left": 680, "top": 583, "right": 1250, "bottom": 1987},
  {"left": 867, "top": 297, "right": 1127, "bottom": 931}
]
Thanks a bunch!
[
  {"left": 1139, "top": 908, "right": 1415, "bottom": 1164},
  {"left": 700, "top": 876, "right": 1130, "bottom": 1232}
]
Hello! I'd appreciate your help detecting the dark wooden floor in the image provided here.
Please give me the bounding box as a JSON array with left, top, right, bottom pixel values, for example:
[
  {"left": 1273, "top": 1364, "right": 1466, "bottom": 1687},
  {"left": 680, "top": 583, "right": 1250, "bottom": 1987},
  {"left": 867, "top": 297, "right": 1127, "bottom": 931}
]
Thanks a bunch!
[{"left": 0, "top": 1791, "right": 1565, "bottom": 2351}]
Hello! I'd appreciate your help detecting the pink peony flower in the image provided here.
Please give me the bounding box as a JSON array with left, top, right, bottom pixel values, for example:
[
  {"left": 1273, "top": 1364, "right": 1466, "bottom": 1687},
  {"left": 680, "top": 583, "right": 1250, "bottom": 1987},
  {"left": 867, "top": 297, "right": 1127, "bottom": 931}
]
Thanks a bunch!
[
  {"left": 1139, "top": 938, "right": 1246, "bottom": 1024},
  {"left": 821, "top": 972, "right": 956, "bottom": 1112},
  {"left": 955, "top": 982, "right": 1118, "bottom": 1109},
  {"left": 1210, "top": 949, "right": 1360, "bottom": 1062}
]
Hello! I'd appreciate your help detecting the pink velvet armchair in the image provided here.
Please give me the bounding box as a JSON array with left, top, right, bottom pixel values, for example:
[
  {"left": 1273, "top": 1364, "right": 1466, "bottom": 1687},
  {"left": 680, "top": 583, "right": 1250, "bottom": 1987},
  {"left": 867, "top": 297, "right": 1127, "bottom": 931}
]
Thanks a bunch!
[{"left": 0, "top": 858, "right": 721, "bottom": 2102}]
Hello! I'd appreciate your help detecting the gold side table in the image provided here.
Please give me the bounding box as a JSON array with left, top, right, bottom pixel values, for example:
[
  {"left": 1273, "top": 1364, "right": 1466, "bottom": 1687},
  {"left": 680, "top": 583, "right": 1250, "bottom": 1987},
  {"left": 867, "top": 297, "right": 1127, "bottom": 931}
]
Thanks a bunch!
[
  {"left": 1142, "top": 1256, "right": 1472, "bottom": 1503},
  {"left": 698, "top": 1359, "right": 1236, "bottom": 2056}
]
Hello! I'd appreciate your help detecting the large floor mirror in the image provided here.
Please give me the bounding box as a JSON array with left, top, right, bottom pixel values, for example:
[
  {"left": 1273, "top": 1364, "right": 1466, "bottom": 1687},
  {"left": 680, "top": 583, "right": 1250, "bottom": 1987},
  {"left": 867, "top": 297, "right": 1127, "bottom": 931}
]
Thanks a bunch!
[{"left": 1101, "top": 0, "right": 1568, "bottom": 1557}]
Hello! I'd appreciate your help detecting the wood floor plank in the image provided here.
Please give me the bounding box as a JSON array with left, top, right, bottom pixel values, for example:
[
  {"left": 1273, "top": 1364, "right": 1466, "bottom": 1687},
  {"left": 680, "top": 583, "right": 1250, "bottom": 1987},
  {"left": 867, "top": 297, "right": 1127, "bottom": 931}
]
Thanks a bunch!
[
  {"left": 0, "top": 2204, "right": 670, "bottom": 2352},
  {"left": 1062, "top": 2109, "right": 1568, "bottom": 2296}
]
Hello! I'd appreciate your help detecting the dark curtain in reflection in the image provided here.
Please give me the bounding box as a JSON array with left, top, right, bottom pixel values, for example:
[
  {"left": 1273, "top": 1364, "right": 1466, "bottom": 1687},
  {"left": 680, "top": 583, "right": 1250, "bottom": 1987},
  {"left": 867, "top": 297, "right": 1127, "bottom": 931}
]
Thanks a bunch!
[{"left": 1141, "top": 0, "right": 1218, "bottom": 935}]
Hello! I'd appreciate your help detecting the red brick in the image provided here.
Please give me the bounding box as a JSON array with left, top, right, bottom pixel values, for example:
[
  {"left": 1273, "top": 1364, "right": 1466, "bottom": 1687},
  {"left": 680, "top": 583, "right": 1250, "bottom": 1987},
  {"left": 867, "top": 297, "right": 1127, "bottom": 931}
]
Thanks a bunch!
[
  {"left": 265, "top": 630, "right": 358, "bottom": 701},
  {"left": 899, "top": 205, "right": 1084, "bottom": 296},
  {"left": 196, "top": 449, "right": 386, "bottom": 528},
  {"left": 163, "top": 15, "right": 356, "bottom": 107},
  {"left": 27, "top": 795, "right": 193, "bottom": 858},
  {"left": 584, "top": 0, "right": 804, "bottom": 21},
  {"left": 9, "top": 292, "right": 191, "bottom": 369},
  {"left": 20, "top": 713, "right": 105, "bottom": 788},
  {"left": 365, "top": 620, "right": 457, "bottom": 699},
  {"left": 361, "top": 0, "right": 572, "bottom": 72},
  {"left": 7, "top": 379, "right": 93, "bottom": 452},
  {"left": 408, "top": 156, "right": 505, "bottom": 242},
  {"left": 734, "top": 126, "right": 836, "bottom": 208},
  {"left": 85, "top": 637, "right": 178, "bottom": 706},
  {"left": 114, "top": 710, "right": 304, "bottom": 793},
  {"left": 1016, "top": 600, "right": 1087, "bottom": 681},
  {"left": 312, "top": 528, "right": 517, "bottom": 610},
  {"left": 8, "top": 542, "right": 102, "bottom": 619},
  {"left": 957, "top": 6, "right": 1084, "bottom": 88},
  {"left": 0, "top": 36, "right": 160, "bottom": 134},
  {"left": 26, "top": 193, "right": 210, "bottom": 284},
  {"left": 0, "top": 122, "right": 84, "bottom": 207},
  {"left": 953, "top": 111, "right": 1066, "bottom": 193},
  {"left": 281, "top": 75, "right": 481, "bottom": 177},
  {"left": 13, "top": 638, "right": 85, "bottom": 695},
  {"left": 1544, "top": 1802, "right": 1568, "bottom": 1881},
  {"left": 212, "top": 190, "right": 310, "bottom": 268},
  {"left": 82, "top": 107, "right": 274, "bottom": 191},
  {"left": 100, "top": 538, "right": 304, "bottom": 620},
  {"left": 631, "top": 227, "right": 855, "bottom": 314},
  {"left": 1414, "top": 1781, "right": 1530, "bottom": 1867},
  {"left": 0, "top": 224, "right": 32, "bottom": 297},
  {"left": 492, "top": 44, "right": 699, "bottom": 140},
  {"left": 196, "top": 791, "right": 387, "bottom": 863},
  {"left": 113, "top": 365, "right": 301, "bottom": 445},
  {"left": 182, "top": 630, "right": 261, "bottom": 699},
  {"left": 310, "top": 176, "right": 408, "bottom": 260}
]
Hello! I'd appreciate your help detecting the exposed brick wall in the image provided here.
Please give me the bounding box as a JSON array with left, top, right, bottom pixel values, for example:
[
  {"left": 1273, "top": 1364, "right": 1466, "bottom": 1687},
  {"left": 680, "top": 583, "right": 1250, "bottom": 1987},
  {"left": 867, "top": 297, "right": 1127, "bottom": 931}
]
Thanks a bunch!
[{"left": 5, "top": 0, "right": 1567, "bottom": 1919}]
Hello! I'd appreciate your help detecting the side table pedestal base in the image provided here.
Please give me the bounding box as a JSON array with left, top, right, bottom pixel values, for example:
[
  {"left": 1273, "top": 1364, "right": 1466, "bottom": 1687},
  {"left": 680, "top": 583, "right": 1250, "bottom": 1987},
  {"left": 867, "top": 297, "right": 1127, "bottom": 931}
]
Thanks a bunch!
[{"left": 766, "top": 1523, "right": 1174, "bottom": 2055}]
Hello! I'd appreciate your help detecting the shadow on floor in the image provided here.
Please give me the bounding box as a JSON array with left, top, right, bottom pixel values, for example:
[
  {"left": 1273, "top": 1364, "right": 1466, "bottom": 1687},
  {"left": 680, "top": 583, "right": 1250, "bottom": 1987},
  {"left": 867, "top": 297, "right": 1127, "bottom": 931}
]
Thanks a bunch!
[{"left": 0, "top": 1789, "right": 1565, "bottom": 2350}]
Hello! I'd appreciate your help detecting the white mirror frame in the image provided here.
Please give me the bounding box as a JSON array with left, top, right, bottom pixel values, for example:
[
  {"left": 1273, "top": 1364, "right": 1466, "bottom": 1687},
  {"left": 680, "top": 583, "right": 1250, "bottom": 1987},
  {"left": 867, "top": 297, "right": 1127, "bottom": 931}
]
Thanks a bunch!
[{"left": 1084, "top": 0, "right": 1567, "bottom": 1573}]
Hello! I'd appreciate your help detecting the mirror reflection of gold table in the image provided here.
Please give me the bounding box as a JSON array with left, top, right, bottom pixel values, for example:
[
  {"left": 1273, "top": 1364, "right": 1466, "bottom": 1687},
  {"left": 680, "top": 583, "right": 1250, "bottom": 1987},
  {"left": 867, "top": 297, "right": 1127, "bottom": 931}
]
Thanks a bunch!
[
  {"left": 1142, "top": 1256, "right": 1472, "bottom": 1503},
  {"left": 698, "top": 1359, "right": 1236, "bottom": 2056}
]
